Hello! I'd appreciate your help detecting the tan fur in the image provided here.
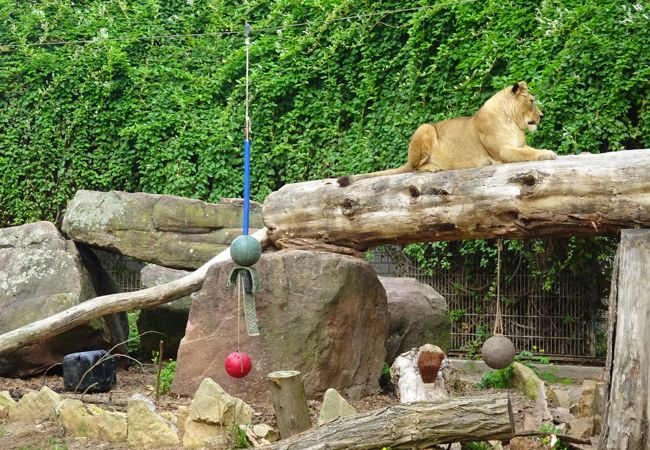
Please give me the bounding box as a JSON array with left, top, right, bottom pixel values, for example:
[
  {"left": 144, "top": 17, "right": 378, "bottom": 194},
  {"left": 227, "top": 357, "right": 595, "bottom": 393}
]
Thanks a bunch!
[{"left": 337, "top": 82, "right": 556, "bottom": 186}]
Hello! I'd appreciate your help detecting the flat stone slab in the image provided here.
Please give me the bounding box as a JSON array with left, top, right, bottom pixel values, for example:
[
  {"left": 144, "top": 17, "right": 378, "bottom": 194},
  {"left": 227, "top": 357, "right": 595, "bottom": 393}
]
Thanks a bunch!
[{"left": 62, "top": 190, "right": 262, "bottom": 269}]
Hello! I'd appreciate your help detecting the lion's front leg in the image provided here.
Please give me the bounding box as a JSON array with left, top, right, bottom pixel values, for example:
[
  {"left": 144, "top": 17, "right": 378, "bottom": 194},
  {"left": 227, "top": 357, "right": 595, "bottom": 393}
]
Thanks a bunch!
[{"left": 498, "top": 145, "right": 556, "bottom": 163}]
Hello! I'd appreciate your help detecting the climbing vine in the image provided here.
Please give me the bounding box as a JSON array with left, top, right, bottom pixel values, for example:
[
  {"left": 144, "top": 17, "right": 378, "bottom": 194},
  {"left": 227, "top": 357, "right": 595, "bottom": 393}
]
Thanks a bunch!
[{"left": 0, "top": 0, "right": 647, "bottom": 227}]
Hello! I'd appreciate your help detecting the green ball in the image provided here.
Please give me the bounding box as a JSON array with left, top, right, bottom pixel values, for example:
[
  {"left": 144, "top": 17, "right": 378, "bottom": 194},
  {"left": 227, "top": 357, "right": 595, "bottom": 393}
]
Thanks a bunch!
[{"left": 230, "top": 234, "right": 262, "bottom": 266}]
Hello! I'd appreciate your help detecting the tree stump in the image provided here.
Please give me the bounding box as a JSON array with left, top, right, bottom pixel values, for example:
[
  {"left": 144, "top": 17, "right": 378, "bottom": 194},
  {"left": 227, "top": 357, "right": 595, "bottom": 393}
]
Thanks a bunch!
[
  {"left": 267, "top": 370, "right": 312, "bottom": 438},
  {"left": 598, "top": 229, "right": 650, "bottom": 449}
]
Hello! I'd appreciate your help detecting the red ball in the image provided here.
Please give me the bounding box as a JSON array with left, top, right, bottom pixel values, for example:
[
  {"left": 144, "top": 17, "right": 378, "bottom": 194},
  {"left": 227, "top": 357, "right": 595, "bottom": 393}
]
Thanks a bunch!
[{"left": 225, "top": 351, "right": 252, "bottom": 378}]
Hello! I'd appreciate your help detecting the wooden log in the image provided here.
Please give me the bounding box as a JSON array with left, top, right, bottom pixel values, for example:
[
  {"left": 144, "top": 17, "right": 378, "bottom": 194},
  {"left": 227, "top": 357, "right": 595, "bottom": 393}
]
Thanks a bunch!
[
  {"left": 262, "top": 393, "right": 514, "bottom": 450},
  {"left": 267, "top": 370, "right": 312, "bottom": 438},
  {"left": 0, "top": 228, "right": 269, "bottom": 357},
  {"left": 263, "top": 150, "right": 650, "bottom": 250},
  {"left": 598, "top": 229, "right": 650, "bottom": 449}
]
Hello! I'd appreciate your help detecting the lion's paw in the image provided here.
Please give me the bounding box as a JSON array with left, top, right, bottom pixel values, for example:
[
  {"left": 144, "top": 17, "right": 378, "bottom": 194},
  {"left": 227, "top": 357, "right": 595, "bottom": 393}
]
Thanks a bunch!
[{"left": 537, "top": 150, "right": 557, "bottom": 160}]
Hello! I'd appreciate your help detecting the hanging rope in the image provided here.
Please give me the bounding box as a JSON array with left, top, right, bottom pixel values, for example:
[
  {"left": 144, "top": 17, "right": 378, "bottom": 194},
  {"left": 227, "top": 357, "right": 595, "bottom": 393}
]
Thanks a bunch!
[
  {"left": 236, "top": 273, "right": 242, "bottom": 352},
  {"left": 493, "top": 239, "right": 504, "bottom": 336}
]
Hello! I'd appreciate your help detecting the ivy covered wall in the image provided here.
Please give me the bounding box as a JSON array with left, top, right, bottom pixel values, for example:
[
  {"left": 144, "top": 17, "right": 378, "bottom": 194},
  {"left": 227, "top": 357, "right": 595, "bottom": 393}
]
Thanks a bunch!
[{"left": 0, "top": 0, "right": 648, "bottom": 226}]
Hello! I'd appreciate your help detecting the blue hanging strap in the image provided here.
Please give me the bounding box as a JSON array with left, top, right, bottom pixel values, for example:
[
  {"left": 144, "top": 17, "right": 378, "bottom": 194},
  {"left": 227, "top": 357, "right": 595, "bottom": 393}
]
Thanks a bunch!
[
  {"left": 243, "top": 139, "right": 250, "bottom": 235},
  {"left": 243, "top": 22, "right": 252, "bottom": 235}
]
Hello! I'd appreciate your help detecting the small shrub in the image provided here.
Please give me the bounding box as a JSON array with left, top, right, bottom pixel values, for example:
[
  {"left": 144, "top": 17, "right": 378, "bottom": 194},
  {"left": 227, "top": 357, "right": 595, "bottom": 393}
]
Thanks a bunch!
[
  {"left": 538, "top": 423, "right": 568, "bottom": 449},
  {"left": 463, "top": 442, "right": 492, "bottom": 450},
  {"left": 476, "top": 365, "right": 514, "bottom": 389},
  {"left": 152, "top": 351, "right": 177, "bottom": 395},
  {"left": 379, "top": 362, "right": 394, "bottom": 394},
  {"left": 127, "top": 311, "right": 141, "bottom": 354},
  {"left": 516, "top": 349, "right": 571, "bottom": 385},
  {"left": 233, "top": 425, "right": 252, "bottom": 448}
]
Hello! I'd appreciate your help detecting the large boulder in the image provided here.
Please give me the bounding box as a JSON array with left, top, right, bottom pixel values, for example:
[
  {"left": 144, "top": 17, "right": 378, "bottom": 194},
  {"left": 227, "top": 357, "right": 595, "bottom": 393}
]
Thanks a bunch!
[
  {"left": 0, "top": 222, "right": 128, "bottom": 376},
  {"left": 61, "top": 190, "right": 263, "bottom": 269},
  {"left": 136, "top": 264, "right": 192, "bottom": 359},
  {"left": 379, "top": 276, "right": 451, "bottom": 363},
  {"left": 173, "top": 249, "right": 388, "bottom": 402}
]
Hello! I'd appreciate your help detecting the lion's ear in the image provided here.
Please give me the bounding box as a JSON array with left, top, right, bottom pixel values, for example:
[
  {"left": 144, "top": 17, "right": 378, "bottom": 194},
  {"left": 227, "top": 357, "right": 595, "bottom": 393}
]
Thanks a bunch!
[{"left": 511, "top": 81, "right": 528, "bottom": 95}]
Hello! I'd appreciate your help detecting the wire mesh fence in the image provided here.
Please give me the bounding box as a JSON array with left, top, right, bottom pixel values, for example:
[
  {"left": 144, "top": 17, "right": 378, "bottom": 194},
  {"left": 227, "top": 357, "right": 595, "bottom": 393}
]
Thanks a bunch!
[
  {"left": 90, "top": 244, "right": 605, "bottom": 362},
  {"left": 369, "top": 245, "right": 604, "bottom": 362},
  {"left": 92, "top": 249, "right": 145, "bottom": 293}
]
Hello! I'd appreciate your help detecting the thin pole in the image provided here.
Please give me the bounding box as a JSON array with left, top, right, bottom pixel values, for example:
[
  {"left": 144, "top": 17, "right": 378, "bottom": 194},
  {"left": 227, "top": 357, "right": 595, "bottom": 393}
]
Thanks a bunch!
[{"left": 243, "top": 22, "right": 252, "bottom": 235}]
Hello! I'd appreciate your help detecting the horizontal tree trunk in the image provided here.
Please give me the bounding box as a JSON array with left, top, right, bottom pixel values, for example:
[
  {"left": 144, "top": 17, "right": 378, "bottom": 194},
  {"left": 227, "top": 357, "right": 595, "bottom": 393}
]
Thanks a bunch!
[
  {"left": 263, "top": 149, "right": 650, "bottom": 250},
  {"left": 0, "top": 228, "right": 269, "bottom": 357},
  {"left": 262, "top": 393, "right": 514, "bottom": 450}
]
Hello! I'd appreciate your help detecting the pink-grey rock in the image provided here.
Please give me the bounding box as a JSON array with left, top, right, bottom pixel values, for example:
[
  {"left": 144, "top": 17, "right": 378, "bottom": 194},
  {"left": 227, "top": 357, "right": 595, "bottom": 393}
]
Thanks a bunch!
[{"left": 172, "top": 249, "right": 388, "bottom": 403}]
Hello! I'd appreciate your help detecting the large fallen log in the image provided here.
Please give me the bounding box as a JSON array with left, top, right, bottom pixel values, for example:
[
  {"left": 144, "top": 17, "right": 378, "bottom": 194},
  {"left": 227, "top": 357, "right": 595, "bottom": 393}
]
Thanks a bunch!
[
  {"left": 263, "top": 149, "right": 650, "bottom": 250},
  {"left": 0, "top": 228, "right": 269, "bottom": 357},
  {"left": 262, "top": 393, "right": 514, "bottom": 450}
]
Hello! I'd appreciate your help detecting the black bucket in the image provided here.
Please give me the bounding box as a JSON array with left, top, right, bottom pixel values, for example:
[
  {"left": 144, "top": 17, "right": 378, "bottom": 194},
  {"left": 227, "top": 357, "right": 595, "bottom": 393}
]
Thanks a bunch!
[{"left": 62, "top": 350, "right": 116, "bottom": 393}]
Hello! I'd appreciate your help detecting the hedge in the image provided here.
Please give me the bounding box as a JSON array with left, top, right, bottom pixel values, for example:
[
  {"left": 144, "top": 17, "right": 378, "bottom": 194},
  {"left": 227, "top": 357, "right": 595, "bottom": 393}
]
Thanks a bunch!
[{"left": 0, "top": 0, "right": 647, "bottom": 227}]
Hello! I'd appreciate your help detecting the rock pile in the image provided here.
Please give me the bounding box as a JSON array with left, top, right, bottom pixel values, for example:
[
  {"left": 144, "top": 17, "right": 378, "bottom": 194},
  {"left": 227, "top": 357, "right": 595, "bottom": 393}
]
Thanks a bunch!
[
  {"left": 0, "top": 378, "right": 275, "bottom": 449},
  {"left": 510, "top": 361, "right": 605, "bottom": 447}
]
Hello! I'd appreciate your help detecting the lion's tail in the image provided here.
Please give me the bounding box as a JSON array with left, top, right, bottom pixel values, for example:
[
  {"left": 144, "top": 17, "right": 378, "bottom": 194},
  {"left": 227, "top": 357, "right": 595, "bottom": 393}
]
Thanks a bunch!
[{"left": 337, "top": 164, "right": 412, "bottom": 187}]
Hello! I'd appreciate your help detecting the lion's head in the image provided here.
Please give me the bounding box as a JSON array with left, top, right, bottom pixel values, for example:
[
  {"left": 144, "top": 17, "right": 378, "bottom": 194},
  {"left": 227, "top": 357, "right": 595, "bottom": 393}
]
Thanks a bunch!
[{"left": 509, "top": 81, "right": 544, "bottom": 133}]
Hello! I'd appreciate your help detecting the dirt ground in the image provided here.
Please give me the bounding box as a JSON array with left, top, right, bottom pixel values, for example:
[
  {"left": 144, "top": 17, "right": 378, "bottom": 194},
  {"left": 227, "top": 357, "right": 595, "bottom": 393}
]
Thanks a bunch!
[{"left": 0, "top": 363, "right": 554, "bottom": 450}]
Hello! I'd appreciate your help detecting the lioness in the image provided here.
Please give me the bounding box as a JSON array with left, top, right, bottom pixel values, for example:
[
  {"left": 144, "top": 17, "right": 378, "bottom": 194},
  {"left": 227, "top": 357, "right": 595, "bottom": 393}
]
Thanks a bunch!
[{"left": 337, "top": 81, "right": 556, "bottom": 186}]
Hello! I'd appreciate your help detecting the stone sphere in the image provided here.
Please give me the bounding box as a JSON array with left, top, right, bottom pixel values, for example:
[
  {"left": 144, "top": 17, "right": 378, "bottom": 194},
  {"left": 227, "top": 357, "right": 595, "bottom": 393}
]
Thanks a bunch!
[
  {"left": 481, "top": 335, "right": 516, "bottom": 369},
  {"left": 230, "top": 234, "right": 262, "bottom": 267}
]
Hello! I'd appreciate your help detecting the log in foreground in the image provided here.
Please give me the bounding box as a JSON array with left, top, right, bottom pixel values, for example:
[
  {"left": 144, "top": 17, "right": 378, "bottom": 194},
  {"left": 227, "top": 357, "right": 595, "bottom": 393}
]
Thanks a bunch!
[
  {"left": 598, "top": 230, "right": 650, "bottom": 449},
  {"left": 0, "top": 228, "right": 269, "bottom": 357},
  {"left": 263, "top": 149, "right": 650, "bottom": 250},
  {"left": 262, "top": 393, "right": 513, "bottom": 450}
]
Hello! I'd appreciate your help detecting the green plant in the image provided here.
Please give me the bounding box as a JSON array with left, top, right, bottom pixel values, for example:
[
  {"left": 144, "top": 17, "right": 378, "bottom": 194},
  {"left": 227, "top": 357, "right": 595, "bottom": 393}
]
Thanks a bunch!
[
  {"left": 463, "top": 442, "right": 493, "bottom": 450},
  {"left": 233, "top": 424, "right": 252, "bottom": 448},
  {"left": 449, "top": 308, "right": 465, "bottom": 322},
  {"left": 379, "top": 362, "right": 394, "bottom": 394},
  {"left": 476, "top": 364, "right": 514, "bottom": 390},
  {"left": 127, "top": 311, "right": 141, "bottom": 354},
  {"left": 516, "top": 349, "right": 550, "bottom": 365},
  {"left": 46, "top": 438, "right": 68, "bottom": 450},
  {"left": 538, "top": 423, "right": 568, "bottom": 449},
  {"left": 464, "top": 324, "right": 491, "bottom": 359},
  {"left": 516, "top": 349, "right": 571, "bottom": 385},
  {"left": 17, "top": 438, "right": 68, "bottom": 450},
  {"left": 152, "top": 351, "right": 177, "bottom": 395}
]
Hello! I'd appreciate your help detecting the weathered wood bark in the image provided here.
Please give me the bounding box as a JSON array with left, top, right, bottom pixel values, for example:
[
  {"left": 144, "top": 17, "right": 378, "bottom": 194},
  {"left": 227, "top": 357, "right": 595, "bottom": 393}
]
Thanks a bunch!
[
  {"left": 598, "top": 229, "right": 650, "bottom": 449},
  {"left": 0, "top": 228, "right": 269, "bottom": 357},
  {"left": 263, "top": 149, "right": 650, "bottom": 250},
  {"left": 267, "top": 370, "right": 312, "bottom": 438},
  {"left": 262, "top": 393, "right": 514, "bottom": 449}
]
